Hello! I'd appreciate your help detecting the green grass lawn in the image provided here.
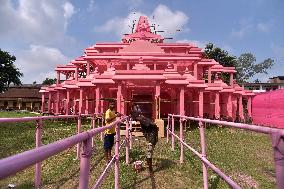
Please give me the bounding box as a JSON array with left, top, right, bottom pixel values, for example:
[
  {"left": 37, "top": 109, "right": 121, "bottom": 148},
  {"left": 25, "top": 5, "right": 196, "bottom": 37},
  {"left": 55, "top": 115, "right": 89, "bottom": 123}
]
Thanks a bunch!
[{"left": 0, "top": 112, "right": 276, "bottom": 189}]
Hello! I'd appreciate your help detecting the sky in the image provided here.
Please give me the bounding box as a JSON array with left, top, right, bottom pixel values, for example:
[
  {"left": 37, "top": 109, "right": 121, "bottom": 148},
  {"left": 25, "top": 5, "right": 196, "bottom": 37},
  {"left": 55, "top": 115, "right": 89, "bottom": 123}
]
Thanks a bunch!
[{"left": 0, "top": 0, "right": 283, "bottom": 83}]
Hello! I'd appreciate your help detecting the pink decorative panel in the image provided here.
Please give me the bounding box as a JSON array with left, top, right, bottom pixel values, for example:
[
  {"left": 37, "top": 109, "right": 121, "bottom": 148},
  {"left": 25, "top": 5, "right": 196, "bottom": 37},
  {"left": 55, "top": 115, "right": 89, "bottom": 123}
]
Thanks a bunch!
[{"left": 252, "top": 89, "right": 284, "bottom": 128}]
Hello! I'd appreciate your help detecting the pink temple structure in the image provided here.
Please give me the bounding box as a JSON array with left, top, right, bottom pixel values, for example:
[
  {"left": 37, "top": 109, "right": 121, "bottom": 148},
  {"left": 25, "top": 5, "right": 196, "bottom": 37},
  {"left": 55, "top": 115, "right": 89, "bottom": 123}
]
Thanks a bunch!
[{"left": 40, "top": 16, "right": 254, "bottom": 124}]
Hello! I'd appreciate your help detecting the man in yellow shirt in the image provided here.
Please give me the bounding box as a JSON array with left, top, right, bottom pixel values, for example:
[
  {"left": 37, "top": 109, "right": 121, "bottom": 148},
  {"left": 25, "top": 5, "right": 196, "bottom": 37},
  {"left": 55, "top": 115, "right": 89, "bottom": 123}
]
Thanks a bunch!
[{"left": 104, "top": 101, "right": 121, "bottom": 163}]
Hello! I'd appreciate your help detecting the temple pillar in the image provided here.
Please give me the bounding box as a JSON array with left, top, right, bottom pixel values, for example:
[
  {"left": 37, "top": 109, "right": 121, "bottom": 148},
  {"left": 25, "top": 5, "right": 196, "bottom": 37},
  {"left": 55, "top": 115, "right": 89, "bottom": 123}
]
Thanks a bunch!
[
  {"left": 48, "top": 92, "right": 51, "bottom": 113},
  {"left": 127, "top": 61, "right": 130, "bottom": 70},
  {"left": 199, "top": 89, "right": 204, "bottom": 117},
  {"left": 227, "top": 93, "right": 232, "bottom": 119},
  {"left": 208, "top": 67, "right": 212, "bottom": 83},
  {"left": 193, "top": 90, "right": 199, "bottom": 117},
  {"left": 56, "top": 71, "right": 60, "bottom": 85},
  {"left": 194, "top": 64, "right": 198, "bottom": 79},
  {"left": 248, "top": 96, "right": 252, "bottom": 118},
  {"left": 85, "top": 88, "right": 89, "bottom": 114},
  {"left": 41, "top": 93, "right": 45, "bottom": 113},
  {"left": 95, "top": 86, "right": 100, "bottom": 114},
  {"left": 179, "top": 87, "right": 185, "bottom": 116},
  {"left": 73, "top": 93, "right": 76, "bottom": 115},
  {"left": 117, "top": 83, "right": 122, "bottom": 113},
  {"left": 79, "top": 88, "right": 83, "bottom": 114},
  {"left": 87, "top": 62, "right": 90, "bottom": 76},
  {"left": 170, "top": 89, "right": 176, "bottom": 115},
  {"left": 230, "top": 73, "right": 234, "bottom": 86},
  {"left": 66, "top": 89, "right": 70, "bottom": 115},
  {"left": 239, "top": 95, "right": 244, "bottom": 120},
  {"left": 209, "top": 92, "right": 214, "bottom": 119},
  {"left": 188, "top": 91, "right": 194, "bottom": 116},
  {"left": 155, "top": 82, "right": 161, "bottom": 119},
  {"left": 100, "top": 89, "right": 105, "bottom": 114},
  {"left": 75, "top": 66, "right": 78, "bottom": 81},
  {"left": 121, "top": 84, "right": 126, "bottom": 115},
  {"left": 56, "top": 91, "right": 60, "bottom": 115},
  {"left": 215, "top": 92, "right": 220, "bottom": 119}
]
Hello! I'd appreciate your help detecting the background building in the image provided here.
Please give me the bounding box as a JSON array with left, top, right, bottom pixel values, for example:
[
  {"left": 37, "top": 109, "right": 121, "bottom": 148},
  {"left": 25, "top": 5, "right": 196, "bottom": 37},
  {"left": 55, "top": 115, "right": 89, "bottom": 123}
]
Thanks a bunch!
[
  {"left": 0, "top": 84, "right": 45, "bottom": 111},
  {"left": 243, "top": 76, "right": 284, "bottom": 93}
]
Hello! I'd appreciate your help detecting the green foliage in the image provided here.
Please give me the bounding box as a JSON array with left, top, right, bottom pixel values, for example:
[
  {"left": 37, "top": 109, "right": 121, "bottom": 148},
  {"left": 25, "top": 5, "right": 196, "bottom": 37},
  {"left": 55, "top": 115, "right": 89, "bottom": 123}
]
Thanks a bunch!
[
  {"left": 235, "top": 53, "right": 274, "bottom": 83},
  {"left": 204, "top": 43, "right": 274, "bottom": 83},
  {"left": 42, "top": 78, "right": 57, "bottom": 85},
  {"left": 204, "top": 43, "right": 237, "bottom": 84},
  {"left": 0, "top": 49, "right": 23, "bottom": 92},
  {"left": 204, "top": 43, "right": 237, "bottom": 67}
]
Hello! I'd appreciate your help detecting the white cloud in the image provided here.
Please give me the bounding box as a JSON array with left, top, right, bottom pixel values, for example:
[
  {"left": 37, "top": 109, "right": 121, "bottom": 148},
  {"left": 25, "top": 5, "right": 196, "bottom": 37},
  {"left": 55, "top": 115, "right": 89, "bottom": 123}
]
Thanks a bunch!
[
  {"left": 87, "top": 0, "right": 96, "bottom": 12},
  {"left": 16, "top": 45, "right": 69, "bottom": 83},
  {"left": 63, "top": 2, "right": 75, "bottom": 19},
  {"left": 231, "top": 24, "right": 253, "bottom": 39},
  {"left": 177, "top": 39, "right": 206, "bottom": 49},
  {"left": 257, "top": 22, "right": 270, "bottom": 33},
  {"left": 96, "top": 4, "right": 189, "bottom": 38},
  {"left": 0, "top": 0, "right": 77, "bottom": 83},
  {"left": 95, "top": 11, "right": 144, "bottom": 36},
  {"left": 0, "top": 0, "right": 76, "bottom": 45}
]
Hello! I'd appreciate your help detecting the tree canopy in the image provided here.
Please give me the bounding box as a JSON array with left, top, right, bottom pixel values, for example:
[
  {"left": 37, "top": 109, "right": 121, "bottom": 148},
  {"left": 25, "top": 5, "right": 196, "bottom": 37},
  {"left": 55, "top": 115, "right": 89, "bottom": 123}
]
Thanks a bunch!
[
  {"left": 204, "top": 43, "right": 274, "bottom": 83},
  {"left": 235, "top": 53, "right": 274, "bottom": 83},
  {"left": 0, "top": 49, "right": 23, "bottom": 93},
  {"left": 42, "top": 78, "right": 57, "bottom": 85},
  {"left": 204, "top": 43, "right": 237, "bottom": 67}
]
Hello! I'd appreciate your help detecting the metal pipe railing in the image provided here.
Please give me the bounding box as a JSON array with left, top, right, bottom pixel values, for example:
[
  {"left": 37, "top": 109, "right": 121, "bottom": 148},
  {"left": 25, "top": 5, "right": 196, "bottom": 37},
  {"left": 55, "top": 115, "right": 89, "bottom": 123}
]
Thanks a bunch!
[
  {"left": 0, "top": 115, "right": 129, "bottom": 189},
  {"left": 169, "top": 130, "right": 241, "bottom": 189},
  {"left": 169, "top": 114, "right": 284, "bottom": 136},
  {"left": 167, "top": 114, "right": 284, "bottom": 189}
]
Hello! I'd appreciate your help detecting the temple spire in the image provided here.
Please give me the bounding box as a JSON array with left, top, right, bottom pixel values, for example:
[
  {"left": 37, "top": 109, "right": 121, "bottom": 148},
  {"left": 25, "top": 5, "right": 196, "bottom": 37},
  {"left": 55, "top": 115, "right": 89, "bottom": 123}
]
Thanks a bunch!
[
  {"left": 122, "top": 16, "right": 164, "bottom": 43},
  {"left": 135, "top": 16, "right": 151, "bottom": 33}
]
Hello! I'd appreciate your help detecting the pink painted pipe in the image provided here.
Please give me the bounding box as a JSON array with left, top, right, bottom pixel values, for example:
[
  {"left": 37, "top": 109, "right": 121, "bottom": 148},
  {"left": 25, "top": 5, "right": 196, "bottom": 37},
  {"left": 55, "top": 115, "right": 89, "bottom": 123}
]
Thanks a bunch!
[
  {"left": 93, "top": 155, "right": 116, "bottom": 189},
  {"left": 0, "top": 114, "right": 79, "bottom": 123},
  {"left": 91, "top": 116, "right": 95, "bottom": 148},
  {"left": 79, "top": 137, "right": 92, "bottom": 189},
  {"left": 0, "top": 113, "right": 102, "bottom": 123},
  {"left": 166, "top": 115, "right": 170, "bottom": 143},
  {"left": 125, "top": 118, "right": 130, "bottom": 164},
  {"left": 199, "top": 121, "right": 208, "bottom": 189},
  {"left": 271, "top": 132, "right": 284, "bottom": 189},
  {"left": 129, "top": 119, "right": 133, "bottom": 149},
  {"left": 0, "top": 118, "right": 126, "bottom": 180},
  {"left": 179, "top": 118, "right": 184, "bottom": 164},
  {"left": 169, "top": 130, "right": 241, "bottom": 189},
  {"left": 77, "top": 115, "right": 82, "bottom": 159},
  {"left": 169, "top": 114, "right": 284, "bottom": 136},
  {"left": 115, "top": 122, "right": 121, "bottom": 189},
  {"left": 35, "top": 119, "right": 43, "bottom": 188},
  {"left": 170, "top": 114, "right": 284, "bottom": 189},
  {"left": 171, "top": 115, "right": 175, "bottom": 151}
]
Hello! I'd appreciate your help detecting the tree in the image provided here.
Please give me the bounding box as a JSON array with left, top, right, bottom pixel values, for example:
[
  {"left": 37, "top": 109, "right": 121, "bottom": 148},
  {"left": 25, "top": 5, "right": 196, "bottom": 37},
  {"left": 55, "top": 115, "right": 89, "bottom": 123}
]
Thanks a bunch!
[
  {"left": 42, "top": 78, "right": 57, "bottom": 85},
  {"left": 235, "top": 53, "right": 274, "bottom": 83},
  {"left": 0, "top": 49, "right": 23, "bottom": 93},
  {"left": 204, "top": 43, "right": 237, "bottom": 84},
  {"left": 204, "top": 43, "right": 237, "bottom": 67},
  {"left": 204, "top": 43, "right": 274, "bottom": 83}
]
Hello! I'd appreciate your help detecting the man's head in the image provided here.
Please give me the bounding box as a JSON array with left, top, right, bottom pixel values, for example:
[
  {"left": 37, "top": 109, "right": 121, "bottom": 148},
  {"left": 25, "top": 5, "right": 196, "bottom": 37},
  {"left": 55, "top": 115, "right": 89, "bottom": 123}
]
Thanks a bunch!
[
  {"left": 109, "top": 101, "right": 115, "bottom": 110},
  {"left": 131, "top": 105, "right": 142, "bottom": 119}
]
